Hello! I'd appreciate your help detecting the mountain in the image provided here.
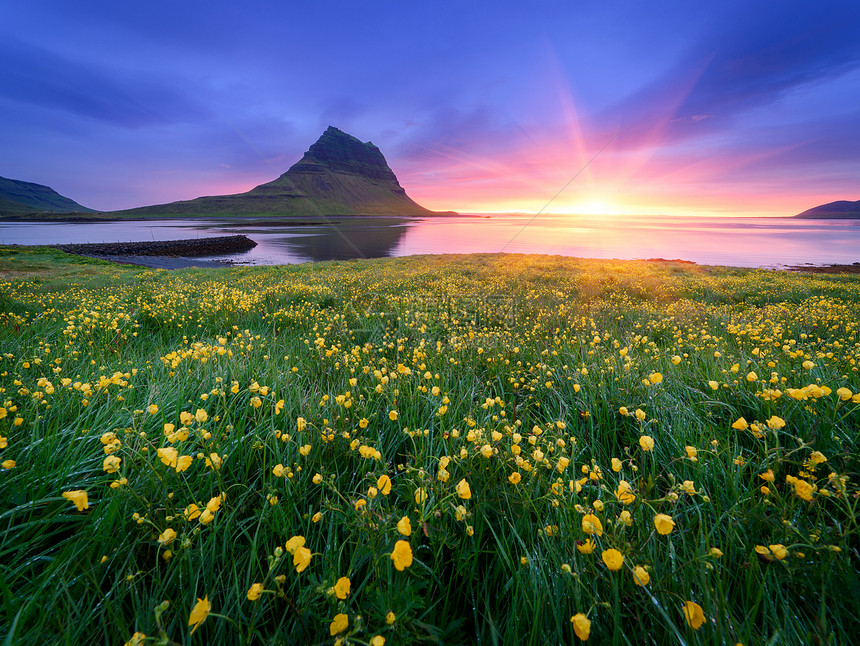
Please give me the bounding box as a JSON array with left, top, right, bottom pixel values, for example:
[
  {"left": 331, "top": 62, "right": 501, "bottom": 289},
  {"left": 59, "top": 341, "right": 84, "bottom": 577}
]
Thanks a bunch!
[
  {"left": 795, "top": 200, "right": 860, "bottom": 219},
  {"left": 0, "top": 175, "right": 94, "bottom": 215},
  {"left": 114, "top": 127, "right": 452, "bottom": 217}
]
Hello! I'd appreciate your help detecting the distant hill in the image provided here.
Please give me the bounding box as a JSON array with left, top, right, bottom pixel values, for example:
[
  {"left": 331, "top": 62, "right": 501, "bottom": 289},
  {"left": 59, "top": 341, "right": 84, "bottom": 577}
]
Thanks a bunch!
[
  {"left": 0, "top": 175, "right": 94, "bottom": 215},
  {"left": 115, "top": 127, "right": 454, "bottom": 217},
  {"left": 795, "top": 200, "right": 860, "bottom": 219}
]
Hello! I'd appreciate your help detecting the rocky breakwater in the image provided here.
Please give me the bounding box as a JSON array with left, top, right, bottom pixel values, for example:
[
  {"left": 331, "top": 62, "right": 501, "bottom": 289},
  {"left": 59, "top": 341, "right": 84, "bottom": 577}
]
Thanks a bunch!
[{"left": 54, "top": 234, "right": 257, "bottom": 257}]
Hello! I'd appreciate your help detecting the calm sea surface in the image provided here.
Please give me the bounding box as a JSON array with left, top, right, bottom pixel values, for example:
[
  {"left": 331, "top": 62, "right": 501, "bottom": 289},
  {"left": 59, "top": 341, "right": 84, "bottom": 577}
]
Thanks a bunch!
[{"left": 1, "top": 214, "right": 858, "bottom": 269}]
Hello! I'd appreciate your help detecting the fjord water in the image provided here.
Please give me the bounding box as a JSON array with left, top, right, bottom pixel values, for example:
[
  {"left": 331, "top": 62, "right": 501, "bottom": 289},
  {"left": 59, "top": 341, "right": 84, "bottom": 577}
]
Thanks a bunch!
[{"left": 1, "top": 214, "right": 858, "bottom": 268}]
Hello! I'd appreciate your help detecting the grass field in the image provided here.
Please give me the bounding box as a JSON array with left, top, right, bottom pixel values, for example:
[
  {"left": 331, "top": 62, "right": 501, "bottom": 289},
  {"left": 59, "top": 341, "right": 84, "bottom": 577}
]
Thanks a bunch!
[{"left": 1, "top": 247, "right": 858, "bottom": 645}]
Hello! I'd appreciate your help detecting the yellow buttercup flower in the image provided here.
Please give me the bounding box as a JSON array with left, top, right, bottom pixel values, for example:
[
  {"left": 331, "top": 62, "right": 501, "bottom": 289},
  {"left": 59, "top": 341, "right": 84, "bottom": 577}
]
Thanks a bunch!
[
  {"left": 414, "top": 488, "right": 427, "bottom": 505},
  {"left": 333, "top": 576, "right": 351, "bottom": 599},
  {"left": 766, "top": 415, "right": 785, "bottom": 430},
  {"left": 654, "top": 513, "right": 675, "bottom": 535},
  {"left": 571, "top": 613, "right": 591, "bottom": 641},
  {"left": 456, "top": 479, "right": 472, "bottom": 500},
  {"left": 188, "top": 595, "right": 210, "bottom": 634},
  {"left": 397, "top": 516, "right": 412, "bottom": 536},
  {"left": 582, "top": 514, "right": 603, "bottom": 536},
  {"left": 731, "top": 417, "right": 748, "bottom": 431},
  {"left": 285, "top": 535, "right": 306, "bottom": 554},
  {"left": 377, "top": 474, "right": 392, "bottom": 495},
  {"left": 508, "top": 472, "right": 522, "bottom": 484},
  {"left": 639, "top": 435, "right": 654, "bottom": 451},
  {"left": 391, "top": 540, "right": 413, "bottom": 571},
  {"left": 615, "top": 480, "right": 635, "bottom": 504},
  {"left": 682, "top": 601, "right": 705, "bottom": 629},
  {"left": 247, "top": 583, "right": 264, "bottom": 601},
  {"left": 158, "top": 528, "right": 176, "bottom": 546},
  {"left": 293, "top": 546, "right": 312, "bottom": 573},
  {"left": 632, "top": 565, "right": 650, "bottom": 586},
  {"left": 601, "top": 548, "right": 624, "bottom": 571},
  {"left": 103, "top": 455, "right": 121, "bottom": 473},
  {"left": 576, "top": 539, "right": 596, "bottom": 555},
  {"left": 62, "top": 490, "right": 89, "bottom": 511},
  {"left": 330, "top": 613, "right": 348, "bottom": 636}
]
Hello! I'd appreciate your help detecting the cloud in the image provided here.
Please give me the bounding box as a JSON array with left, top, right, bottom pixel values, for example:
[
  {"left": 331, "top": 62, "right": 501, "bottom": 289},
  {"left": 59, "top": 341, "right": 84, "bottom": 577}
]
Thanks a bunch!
[{"left": 0, "top": 36, "right": 209, "bottom": 128}]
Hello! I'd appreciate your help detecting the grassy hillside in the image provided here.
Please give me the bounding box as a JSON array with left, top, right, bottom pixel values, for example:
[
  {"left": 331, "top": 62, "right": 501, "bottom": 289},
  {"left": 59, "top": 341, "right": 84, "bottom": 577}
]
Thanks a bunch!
[
  {"left": 1, "top": 249, "right": 858, "bottom": 644},
  {"left": 0, "top": 175, "right": 93, "bottom": 214}
]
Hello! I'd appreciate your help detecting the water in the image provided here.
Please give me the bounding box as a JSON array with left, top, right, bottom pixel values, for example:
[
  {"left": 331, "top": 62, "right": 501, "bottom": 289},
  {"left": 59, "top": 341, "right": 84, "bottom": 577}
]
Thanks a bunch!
[{"left": 1, "top": 214, "right": 858, "bottom": 268}]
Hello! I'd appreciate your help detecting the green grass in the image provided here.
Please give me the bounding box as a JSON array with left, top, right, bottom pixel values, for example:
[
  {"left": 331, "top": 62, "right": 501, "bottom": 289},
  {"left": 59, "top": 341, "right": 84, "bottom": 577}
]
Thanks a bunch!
[{"left": 0, "top": 248, "right": 858, "bottom": 645}]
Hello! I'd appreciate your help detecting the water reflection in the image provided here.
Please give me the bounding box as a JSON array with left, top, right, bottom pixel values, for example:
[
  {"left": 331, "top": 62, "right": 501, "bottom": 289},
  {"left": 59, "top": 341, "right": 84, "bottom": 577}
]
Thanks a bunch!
[{"left": 1, "top": 214, "right": 859, "bottom": 268}]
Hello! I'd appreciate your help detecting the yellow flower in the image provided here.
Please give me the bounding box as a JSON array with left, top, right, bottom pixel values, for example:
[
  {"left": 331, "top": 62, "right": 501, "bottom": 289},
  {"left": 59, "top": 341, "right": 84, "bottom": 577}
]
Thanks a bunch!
[
  {"left": 766, "top": 415, "right": 785, "bottom": 430},
  {"left": 123, "top": 632, "right": 146, "bottom": 646},
  {"left": 685, "top": 445, "right": 698, "bottom": 461},
  {"left": 333, "top": 576, "right": 351, "bottom": 599},
  {"left": 103, "top": 455, "right": 121, "bottom": 474},
  {"left": 708, "top": 547, "right": 723, "bottom": 558},
  {"left": 581, "top": 514, "right": 603, "bottom": 536},
  {"left": 391, "top": 540, "right": 413, "bottom": 571},
  {"left": 635, "top": 409, "right": 646, "bottom": 421},
  {"left": 184, "top": 504, "right": 201, "bottom": 520},
  {"left": 615, "top": 480, "right": 636, "bottom": 504},
  {"left": 619, "top": 406, "right": 629, "bottom": 416},
  {"left": 571, "top": 613, "right": 591, "bottom": 641},
  {"left": 275, "top": 399, "right": 284, "bottom": 414},
  {"left": 649, "top": 372, "right": 663, "bottom": 384},
  {"left": 386, "top": 611, "right": 396, "bottom": 625},
  {"left": 456, "top": 479, "right": 472, "bottom": 500},
  {"left": 759, "top": 469, "right": 775, "bottom": 482},
  {"left": 1, "top": 459, "right": 15, "bottom": 469},
  {"left": 62, "top": 490, "right": 89, "bottom": 511},
  {"left": 654, "top": 513, "right": 675, "bottom": 535},
  {"left": 611, "top": 457, "right": 623, "bottom": 472},
  {"left": 792, "top": 478, "right": 814, "bottom": 501},
  {"left": 576, "top": 538, "right": 596, "bottom": 554},
  {"left": 414, "top": 488, "right": 427, "bottom": 505},
  {"left": 388, "top": 410, "right": 398, "bottom": 421},
  {"left": 508, "top": 472, "right": 522, "bottom": 484},
  {"left": 370, "top": 636, "right": 385, "bottom": 646},
  {"left": 330, "top": 613, "right": 348, "bottom": 636},
  {"left": 273, "top": 464, "right": 285, "bottom": 477},
  {"left": 297, "top": 417, "right": 306, "bottom": 431},
  {"left": 639, "top": 435, "right": 654, "bottom": 451},
  {"left": 619, "top": 510, "right": 633, "bottom": 526},
  {"left": 708, "top": 380, "right": 719, "bottom": 390},
  {"left": 397, "top": 516, "right": 412, "bottom": 536},
  {"left": 377, "top": 474, "right": 392, "bottom": 495},
  {"left": 293, "top": 546, "right": 312, "bottom": 572},
  {"left": 157, "top": 447, "right": 178, "bottom": 468},
  {"left": 769, "top": 544, "right": 788, "bottom": 560},
  {"left": 175, "top": 455, "right": 193, "bottom": 473},
  {"left": 632, "top": 565, "right": 650, "bottom": 586},
  {"left": 731, "top": 417, "right": 749, "bottom": 431},
  {"left": 681, "top": 480, "right": 696, "bottom": 495},
  {"left": 195, "top": 409, "right": 208, "bottom": 423},
  {"left": 285, "top": 535, "right": 306, "bottom": 554},
  {"left": 247, "top": 583, "right": 264, "bottom": 600},
  {"left": 198, "top": 509, "right": 214, "bottom": 525},
  {"left": 682, "top": 601, "right": 705, "bottom": 630},
  {"left": 146, "top": 404, "right": 158, "bottom": 415},
  {"left": 746, "top": 371, "right": 758, "bottom": 382},
  {"left": 602, "top": 548, "right": 624, "bottom": 571},
  {"left": 158, "top": 528, "right": 176, "bottom": 546},
  {"left": 188, "top": 595, "right": 210, "bottom": 634},
  {"left": 836, "top": 387, "right": 853, "bottom": 401},
  {"left": 299, "top": 444, "right": 312, "bottom": 456}
]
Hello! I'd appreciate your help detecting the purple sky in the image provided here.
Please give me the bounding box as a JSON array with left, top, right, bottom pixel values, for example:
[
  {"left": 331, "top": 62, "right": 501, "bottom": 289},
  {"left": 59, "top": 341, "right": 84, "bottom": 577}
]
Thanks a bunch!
[{"left": 1, "top": 0, "right": 858, "bottom": 215}]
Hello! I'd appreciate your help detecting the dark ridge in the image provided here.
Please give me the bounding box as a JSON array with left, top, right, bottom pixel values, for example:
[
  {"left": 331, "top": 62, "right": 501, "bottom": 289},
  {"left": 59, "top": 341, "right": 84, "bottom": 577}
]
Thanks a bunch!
[
  {"left": 795, "top": 199, "right": 860, "bottom": 219},
  {"left": 0, "top": 175, "right": 94, "bottom": 215},
  {"left": 54, "top": 235, "right": 257, "bottom": 257}
]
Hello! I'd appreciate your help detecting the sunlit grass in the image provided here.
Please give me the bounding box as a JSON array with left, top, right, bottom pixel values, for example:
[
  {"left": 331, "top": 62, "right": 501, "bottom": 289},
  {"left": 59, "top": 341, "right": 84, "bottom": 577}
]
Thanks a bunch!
[{"left": 1, "top": 248, "right": 858, "bottom": 644}]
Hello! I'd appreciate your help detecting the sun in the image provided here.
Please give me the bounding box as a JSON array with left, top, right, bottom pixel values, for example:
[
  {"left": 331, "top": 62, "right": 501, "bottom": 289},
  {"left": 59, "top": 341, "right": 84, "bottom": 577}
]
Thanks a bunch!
[{"left": 556, "top": 198, "right": 621, "bottom": 215}]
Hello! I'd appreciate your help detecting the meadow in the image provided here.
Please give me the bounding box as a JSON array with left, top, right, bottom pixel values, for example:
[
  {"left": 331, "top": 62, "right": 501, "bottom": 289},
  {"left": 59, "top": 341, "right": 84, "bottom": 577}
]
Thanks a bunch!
[{"left": 0, "top": 247, "right": 858, "bottom": 645}]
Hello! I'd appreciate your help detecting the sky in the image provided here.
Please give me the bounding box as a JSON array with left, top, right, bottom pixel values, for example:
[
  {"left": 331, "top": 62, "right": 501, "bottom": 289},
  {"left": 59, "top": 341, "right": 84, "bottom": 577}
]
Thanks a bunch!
[{"left": 1, "top": 0, "right": 858, "bottom": 216}]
